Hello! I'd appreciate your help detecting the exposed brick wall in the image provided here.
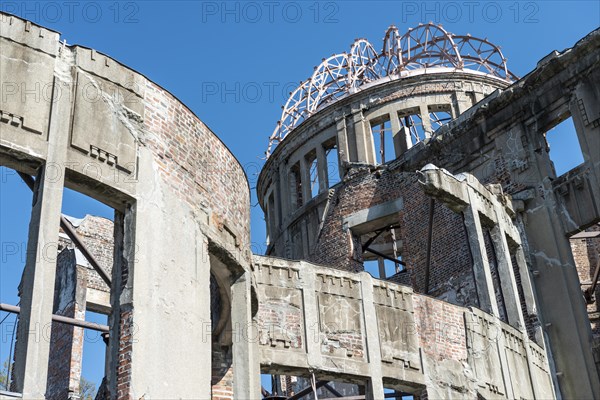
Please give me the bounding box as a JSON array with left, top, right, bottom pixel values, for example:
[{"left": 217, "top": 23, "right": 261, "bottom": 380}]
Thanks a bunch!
[
  {"left": 116, "top": 308, "right": 134, "bottom": 400},
  {"left": 570, "top": 225, "right": 600, "bottom": 337},
  {"left": 143, "top": 82, "right": 251, "bottom": 255},
  {"left": 211, "top": 347, "right": 233, "bottom": 400},
  {"left": 58, "top": 215, "right": 114, "bottom": 295},
  {"left": 413, "top": 294, "right": 468, "bottom": 362},
  {"left": 309, "top": 167, "right": 478, "bottom": 309}
]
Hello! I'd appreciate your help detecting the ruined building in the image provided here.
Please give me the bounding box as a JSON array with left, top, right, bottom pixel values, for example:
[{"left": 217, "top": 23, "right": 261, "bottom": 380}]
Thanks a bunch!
[{"left": 0, "top": 13, "right": 599, "bottom": 400}]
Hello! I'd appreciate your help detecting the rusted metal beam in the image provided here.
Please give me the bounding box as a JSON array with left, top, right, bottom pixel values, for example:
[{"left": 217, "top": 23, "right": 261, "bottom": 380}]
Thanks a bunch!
[
  {"left": 323, "top": 383, "right": 343, "bottom": 397},
  {"left": 286, "top": 380, "right": 328, "bottom": 400},
  {"left": 364, "top": 246, "right": 406, "bottom": 267},
  {"left": 17, "top": 171, "right": 112, "bottom": 286},
  {"left": 0, "top": 303, "right": 109, "bottom": 332}
]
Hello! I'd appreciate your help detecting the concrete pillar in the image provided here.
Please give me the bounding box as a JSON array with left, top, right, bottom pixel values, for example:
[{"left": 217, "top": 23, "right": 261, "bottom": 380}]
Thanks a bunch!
[
  {"left": 463, "top": 205, "right": 500, "bottom": 317},
  {"left": 390, "top": 111, "right": 410, "bottom": 157},
  {"left": 360, "top": 273, "right": 385, "bottom": 400},
  {"left": 336, "top": 116, "right": 352, "bottom": 163},
  {"left": 278, "top": 164, "right": 290, "bottom": 221},
  {"left": 453, "top": 92, "right": 473, "bottom": 115},
  {"left": 301, "top": 263, "right": 323, "bottom": 368},
  {"left": 377, "top": 258, "right": 386, "bottom": 279},
  {"left": 118, "top": 151, "right": 214, "bottom": 398},
  {"left": 300, "top": 156, "right": 312, "bottom": 203},
  {"left": 353, "top": 111, "right": 372, "bottom": 163},
  {"left": 419, "top": 104, "right": 432, "bottom": 138},
  {"left": 571, "top": 83, "right": 600, "bottom": 216},
  {"left": 316, "top": 144, "right": 328, "bottom": 191},
  {"left": 231, "top": 271, "right": 261, "bottom": 399},
  {"left": 518, "top": 133, "right": 600, "bottom": 398},
  {"left": 12, "top": 58, "right": 72, "bottom": 397},
  {"left": 490, "top": 225, "right": 526, "bottom": 330}
]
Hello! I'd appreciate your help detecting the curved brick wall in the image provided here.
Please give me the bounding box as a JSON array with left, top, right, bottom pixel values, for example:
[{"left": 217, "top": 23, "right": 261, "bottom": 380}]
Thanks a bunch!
[{"left": 0, "top": 14, "right": 251, "bottom": 399}]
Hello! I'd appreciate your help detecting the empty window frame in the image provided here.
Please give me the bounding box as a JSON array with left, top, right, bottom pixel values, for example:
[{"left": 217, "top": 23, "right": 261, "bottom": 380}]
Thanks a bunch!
[
  {"left": 370, "top": 117, "right": 396, "bottom": 164},
  {"left": 305, "top": 151, "right": 320, "bottom": 199},
  {"left": 428, "top": 104, "right": 453, "bottom": 131},
  {"left": 545, "top": 116, "right": 584, "bottom": 176},
  {"left": 361, "top": 227, "right": 404, "bottom": 279},
  {"left": 323, "top": 138, "right": 341, "bottom": 187}
]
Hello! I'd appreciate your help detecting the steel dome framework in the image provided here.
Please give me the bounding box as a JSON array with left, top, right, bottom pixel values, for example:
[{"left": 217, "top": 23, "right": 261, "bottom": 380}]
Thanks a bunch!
[{"left": 266, "top": 23, "right": 517, "bottom": 157}]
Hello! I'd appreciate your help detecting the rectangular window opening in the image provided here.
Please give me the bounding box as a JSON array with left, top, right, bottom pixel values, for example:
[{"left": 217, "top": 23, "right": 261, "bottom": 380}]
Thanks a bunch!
[
  {"left": 370, "top": 118, "right": 395, "bottom": 164},
  {"left": 80, "top": 311, "right": 109, "bottom": 399},
  {"left": 324, "top": 141, "right": 341, "bottom": 187},
  {"left": 428, "top": 105, "right": 452, "bottom": 132},
  {"left": 306, "top": 152, "right": 320, "bottom": 199},
  {"left": 0, "top": 166, "right": 35, "bottom": 391},
  {"left": 361, "top": 228, "right": 403, "bottom": 279},
  {"left": 545, "top": 116, "right": 584, "bottom": 176}
]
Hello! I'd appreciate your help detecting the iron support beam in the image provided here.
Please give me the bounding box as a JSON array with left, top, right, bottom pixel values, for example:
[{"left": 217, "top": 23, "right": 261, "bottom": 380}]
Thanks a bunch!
[
  {"left": 286, "top": 381, "right": 328, "bottom": 400},
  {"left": 0, "top": 303, "right": 109, "bottom": 333},
  {"left": 364, "top": 247, "right": 406, "bottom": 267}
]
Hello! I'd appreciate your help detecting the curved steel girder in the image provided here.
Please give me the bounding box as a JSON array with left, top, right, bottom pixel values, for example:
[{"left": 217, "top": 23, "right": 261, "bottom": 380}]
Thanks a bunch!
[{"left": 266, "top": 23, "right": 517, "bottom": 157}]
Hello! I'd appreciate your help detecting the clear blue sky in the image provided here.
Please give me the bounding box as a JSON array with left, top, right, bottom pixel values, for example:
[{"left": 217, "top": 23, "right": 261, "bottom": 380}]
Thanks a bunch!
[{"left": 1, "top": 0, "right": 598, "bottom": 394}]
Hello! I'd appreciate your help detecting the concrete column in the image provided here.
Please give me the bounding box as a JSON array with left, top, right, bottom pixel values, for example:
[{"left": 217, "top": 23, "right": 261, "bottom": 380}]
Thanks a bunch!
[
  {"left": 278, "top": 164, "right": 290, "bottom": 221},
  {"left": 390, "top": 111, "right": 408, "bottom": 157},
  {"left": 571, "top": 85, "right": 600, "bottom": 215},
  {"left": 231, "top": 271, "right": 261, "bottom": 399},
  {"left": 337, "top": 116, "right": 352, "bottom": 163},
  {"left": 353, "top": 111, "right": 372, "bottom": 163},
  {"left": 360, "top": 273, "right": 385, "bottom": 400},
  {"left": 463, "top": 205, "right": 500, "bottom": 317},
  {"left": 377, "top": 258, "right": 386, "bottom": 279},
  {"left": 453, "top": 92, "right": 473, "bottom": 115},
  {"left": 300, "top": 156, "right": 312, "bottom": 203},
  {"left": 490, "top": 225, "right": 526, "bottom": 330},
  {"left": 419, "top": 104, "right": 432, "bottom": 138},
  {"left": 517, "top": 122, "right": 600, "bottom": 398},
  {"left": 122, "top": 151, "right": 214, "bottom": 398},
  {"left": 316, "top": 144, "right": 328, "bottom": 191},
  {"left": 300, "top": 263, "right": 323, "bottom": 368},
  {"left": 495, "top": 325, "right": 516, "bottom": 400},
  {"left": 13, "top": 58, "right": 72, "bottom": 397}
]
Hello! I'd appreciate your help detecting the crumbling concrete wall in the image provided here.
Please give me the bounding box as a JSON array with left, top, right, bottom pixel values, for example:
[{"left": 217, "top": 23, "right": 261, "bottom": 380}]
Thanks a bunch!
[
  {"left": 0, "top": 13, "right": 257, "bottom": 399},
  {"left": 254, "top": 255, "right": 555, "bottom": 399}
]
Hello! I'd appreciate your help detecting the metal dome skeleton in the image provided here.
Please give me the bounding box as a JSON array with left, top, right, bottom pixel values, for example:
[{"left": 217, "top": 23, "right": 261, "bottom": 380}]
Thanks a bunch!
[{"left": 266, "top": 23, "right": 516, "bottom": 157}]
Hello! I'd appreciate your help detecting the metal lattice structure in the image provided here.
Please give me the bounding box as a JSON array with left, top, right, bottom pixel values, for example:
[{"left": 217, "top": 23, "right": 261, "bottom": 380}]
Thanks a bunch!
[{"left": 266, "top": 23, "right": 517, "bottom": 157}]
